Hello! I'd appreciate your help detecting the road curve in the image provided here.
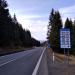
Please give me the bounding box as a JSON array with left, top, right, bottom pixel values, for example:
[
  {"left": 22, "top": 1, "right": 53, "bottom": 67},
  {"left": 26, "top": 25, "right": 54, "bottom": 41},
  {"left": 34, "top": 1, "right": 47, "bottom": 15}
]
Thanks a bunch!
[{"left": 0, "top": 47, "right": 44, "bottom": 75}]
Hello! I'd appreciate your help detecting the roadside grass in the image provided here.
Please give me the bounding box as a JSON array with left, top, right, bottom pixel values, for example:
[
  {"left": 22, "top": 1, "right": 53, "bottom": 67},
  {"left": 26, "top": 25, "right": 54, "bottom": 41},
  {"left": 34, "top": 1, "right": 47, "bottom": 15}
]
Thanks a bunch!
[
  {"left": 55, "top": 52, "right": 75, "bottom": 65},
  {"left": 0, "top": 46, "right": 33, "bottom": 56},
  {"left": 48, "top": 48, "right": 75, "bottom": 65},
  {"left": 47, "top": 48, "right": 75, "bottom": 75}
]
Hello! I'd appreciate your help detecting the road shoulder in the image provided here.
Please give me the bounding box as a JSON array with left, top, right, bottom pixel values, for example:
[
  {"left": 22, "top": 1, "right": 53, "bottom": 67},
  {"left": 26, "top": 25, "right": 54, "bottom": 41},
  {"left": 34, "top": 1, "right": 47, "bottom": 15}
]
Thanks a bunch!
[{"left": 47, "top": 48, "right": 75, "bottom": 75}]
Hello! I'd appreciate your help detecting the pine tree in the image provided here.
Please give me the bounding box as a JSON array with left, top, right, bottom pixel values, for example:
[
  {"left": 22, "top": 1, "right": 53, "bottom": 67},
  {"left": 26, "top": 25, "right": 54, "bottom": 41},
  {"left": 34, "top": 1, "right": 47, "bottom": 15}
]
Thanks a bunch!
[
  {"left": 48, "top": 9, "right": 62, "bottom": 52},
  {"left": 65, "top": 18, "right": 73, "bottom": 51},
  {"left": 47, "top": 8, "right": 54, "bottom": 42},
  {"left": 0, "top": 0, "right": 11, "bottom": 47},
  {"left": 71, "top": 20, "right": 75, "bottom": 54},
  {"left": 0, "top": 0, "right": 41, "bottom": 49},
  {"left": 65, "top": 18, "right": 73, "bottom": 29}
]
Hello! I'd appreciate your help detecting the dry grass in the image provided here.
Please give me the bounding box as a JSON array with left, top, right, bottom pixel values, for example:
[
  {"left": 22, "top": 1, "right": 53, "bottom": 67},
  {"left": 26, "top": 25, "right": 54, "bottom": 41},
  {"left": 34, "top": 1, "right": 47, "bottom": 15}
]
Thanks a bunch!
[
  {"left": 0, "top": 47, "right": 33, "bottom": 56},
  {"left": 55, "top": 52, "right": 75, "bottom": 65},
  {"left": 48, "top": 48, "right": 75, "bottom": 65},
  {"left": 47, "top": 48, "right": 75, "bottom": 75}
]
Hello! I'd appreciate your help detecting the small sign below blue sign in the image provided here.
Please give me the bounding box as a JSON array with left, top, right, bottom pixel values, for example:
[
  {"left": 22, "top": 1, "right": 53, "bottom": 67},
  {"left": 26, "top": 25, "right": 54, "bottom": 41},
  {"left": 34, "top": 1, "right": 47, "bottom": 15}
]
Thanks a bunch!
[{"left": 60, "top": 28, "right": 71, "bottom": 48}]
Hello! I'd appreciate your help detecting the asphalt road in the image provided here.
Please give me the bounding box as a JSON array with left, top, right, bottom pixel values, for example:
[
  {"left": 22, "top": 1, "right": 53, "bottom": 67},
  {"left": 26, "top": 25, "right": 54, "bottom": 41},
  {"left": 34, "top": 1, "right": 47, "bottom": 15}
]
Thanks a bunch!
[{"left": 0, "top": 47, "right": 44, "bottom": 75}]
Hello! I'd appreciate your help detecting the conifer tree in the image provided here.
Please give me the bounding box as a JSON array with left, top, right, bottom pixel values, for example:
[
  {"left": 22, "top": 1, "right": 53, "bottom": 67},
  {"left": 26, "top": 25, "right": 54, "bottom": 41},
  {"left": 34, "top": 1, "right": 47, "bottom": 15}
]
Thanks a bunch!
[
  {"left": 65, "top": 18, "right": 73, "bottom": 50},
  {"left": 0, "top": 0, "right": 41, "bottom": 49},
  {"left": 47, "top": 9, "right": 62, "bottom": 52}
]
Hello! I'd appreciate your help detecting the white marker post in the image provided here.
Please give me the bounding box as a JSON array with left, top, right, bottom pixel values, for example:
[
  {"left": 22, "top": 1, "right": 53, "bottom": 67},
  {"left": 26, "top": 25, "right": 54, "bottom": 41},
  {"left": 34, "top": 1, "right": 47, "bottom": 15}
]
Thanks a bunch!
[{"left": 53, "top": 52, "right": 55, "bottom": 62}]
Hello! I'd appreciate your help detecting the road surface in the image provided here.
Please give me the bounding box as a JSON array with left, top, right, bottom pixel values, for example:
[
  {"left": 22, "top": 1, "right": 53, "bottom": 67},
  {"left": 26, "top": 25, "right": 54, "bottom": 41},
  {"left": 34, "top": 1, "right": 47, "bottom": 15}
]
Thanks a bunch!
[{"left": 0, "top": 47, "right": 44, "bottom": 75}]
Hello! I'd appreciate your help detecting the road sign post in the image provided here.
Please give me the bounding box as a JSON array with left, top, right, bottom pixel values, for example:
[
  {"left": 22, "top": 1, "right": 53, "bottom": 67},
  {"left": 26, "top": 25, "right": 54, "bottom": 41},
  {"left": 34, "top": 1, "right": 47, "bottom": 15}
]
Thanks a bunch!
[{"left": 60, "top": 28, "right": 71, "bottom": 64}]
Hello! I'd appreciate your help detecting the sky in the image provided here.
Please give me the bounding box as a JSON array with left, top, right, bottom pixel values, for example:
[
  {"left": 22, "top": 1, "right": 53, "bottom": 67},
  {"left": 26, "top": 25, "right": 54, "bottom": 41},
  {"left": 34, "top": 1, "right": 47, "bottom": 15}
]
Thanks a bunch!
[{"left": 7, "top": 0, "right": 75, "bottom": 41}]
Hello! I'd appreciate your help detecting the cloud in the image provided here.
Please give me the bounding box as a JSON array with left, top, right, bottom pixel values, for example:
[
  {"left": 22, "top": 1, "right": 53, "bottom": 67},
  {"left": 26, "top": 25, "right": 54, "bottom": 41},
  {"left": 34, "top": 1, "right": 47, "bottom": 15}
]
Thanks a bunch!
[
  {"left": 31, "top": 26, "right": 47, "bottom": 41},
  {"left": 59, "top": 5, "right": 75, "bottom": 14},
  {"left": 8, "top": 0, "right": 49, "bottom": 41},
  {"left": 16, "top": 14, "right": 48, "bottom": 25},
  {"left": 15, "top": 14, "right": 48, "bottom": 41},
  {"left": 59, "top": 4, "right": 75, "bottom": 22}
]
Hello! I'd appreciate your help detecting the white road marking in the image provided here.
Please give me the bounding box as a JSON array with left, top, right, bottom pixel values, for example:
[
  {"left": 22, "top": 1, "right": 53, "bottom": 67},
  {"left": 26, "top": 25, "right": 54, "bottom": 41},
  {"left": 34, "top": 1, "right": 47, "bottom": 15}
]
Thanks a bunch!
[
  {"left": 0, "top": 58, "right": 18, "bottom": 67},
  {"left": 32, "top": 47, "right": 46, "bottom": 75},
  {"left": 0, "top": 48, "right": 39, "bottom": 67}
]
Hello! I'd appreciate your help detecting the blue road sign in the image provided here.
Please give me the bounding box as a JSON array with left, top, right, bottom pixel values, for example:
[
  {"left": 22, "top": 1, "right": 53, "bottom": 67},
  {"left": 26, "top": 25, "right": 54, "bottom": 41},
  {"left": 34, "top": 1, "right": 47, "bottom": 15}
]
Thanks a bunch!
[
  {"left": 48, "top": 43, "right": 50, "bottom": 48},
  {"left": 60, "top": 28, "right": 71, "bottom": 48}
]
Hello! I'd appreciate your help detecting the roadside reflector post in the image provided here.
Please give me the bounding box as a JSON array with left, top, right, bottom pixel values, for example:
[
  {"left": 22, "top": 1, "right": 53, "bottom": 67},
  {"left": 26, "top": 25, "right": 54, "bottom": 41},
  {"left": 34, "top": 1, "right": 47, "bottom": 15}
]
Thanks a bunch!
[{"left": 53, "top": 52, "right": 55, "bottom": 62}]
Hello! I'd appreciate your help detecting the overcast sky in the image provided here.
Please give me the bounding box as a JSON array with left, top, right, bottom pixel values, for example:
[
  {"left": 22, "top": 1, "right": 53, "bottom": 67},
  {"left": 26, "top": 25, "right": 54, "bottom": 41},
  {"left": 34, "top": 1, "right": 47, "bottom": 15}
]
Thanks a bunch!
[{"left": 7, "top": 0, "right": 75, "bottom": 41}]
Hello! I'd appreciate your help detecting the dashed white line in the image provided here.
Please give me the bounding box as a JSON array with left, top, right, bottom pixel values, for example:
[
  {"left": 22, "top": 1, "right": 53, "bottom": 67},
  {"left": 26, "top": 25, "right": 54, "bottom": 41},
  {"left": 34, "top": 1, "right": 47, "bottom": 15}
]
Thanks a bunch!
[{"left": 0, "top": 58, "right": 17, "bottom": 67}]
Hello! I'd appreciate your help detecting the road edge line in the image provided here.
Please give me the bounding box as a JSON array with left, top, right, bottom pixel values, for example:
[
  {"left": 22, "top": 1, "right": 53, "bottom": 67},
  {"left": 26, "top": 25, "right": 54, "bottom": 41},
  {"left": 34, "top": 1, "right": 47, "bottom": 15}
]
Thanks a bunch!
[{"left": 32, "top": 47, "right": 46, "bottom": 75}]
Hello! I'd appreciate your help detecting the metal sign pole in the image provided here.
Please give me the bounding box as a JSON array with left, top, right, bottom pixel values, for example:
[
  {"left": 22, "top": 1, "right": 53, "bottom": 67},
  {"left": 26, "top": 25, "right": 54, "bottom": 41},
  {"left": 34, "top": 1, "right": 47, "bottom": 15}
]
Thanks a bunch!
[
  {"left": 67, "top": 48, "right": 69, "bottom": 64},
  {"left": 64, "top": 48, "right": 65, "bottom": 63}
]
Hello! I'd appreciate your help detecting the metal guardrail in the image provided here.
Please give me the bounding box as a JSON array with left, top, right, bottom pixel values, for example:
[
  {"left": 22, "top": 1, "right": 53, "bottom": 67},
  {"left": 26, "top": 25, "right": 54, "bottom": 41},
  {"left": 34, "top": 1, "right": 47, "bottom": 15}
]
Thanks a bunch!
[{"left": 32, "top": 47, "right": 48, "bottom": 75}]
